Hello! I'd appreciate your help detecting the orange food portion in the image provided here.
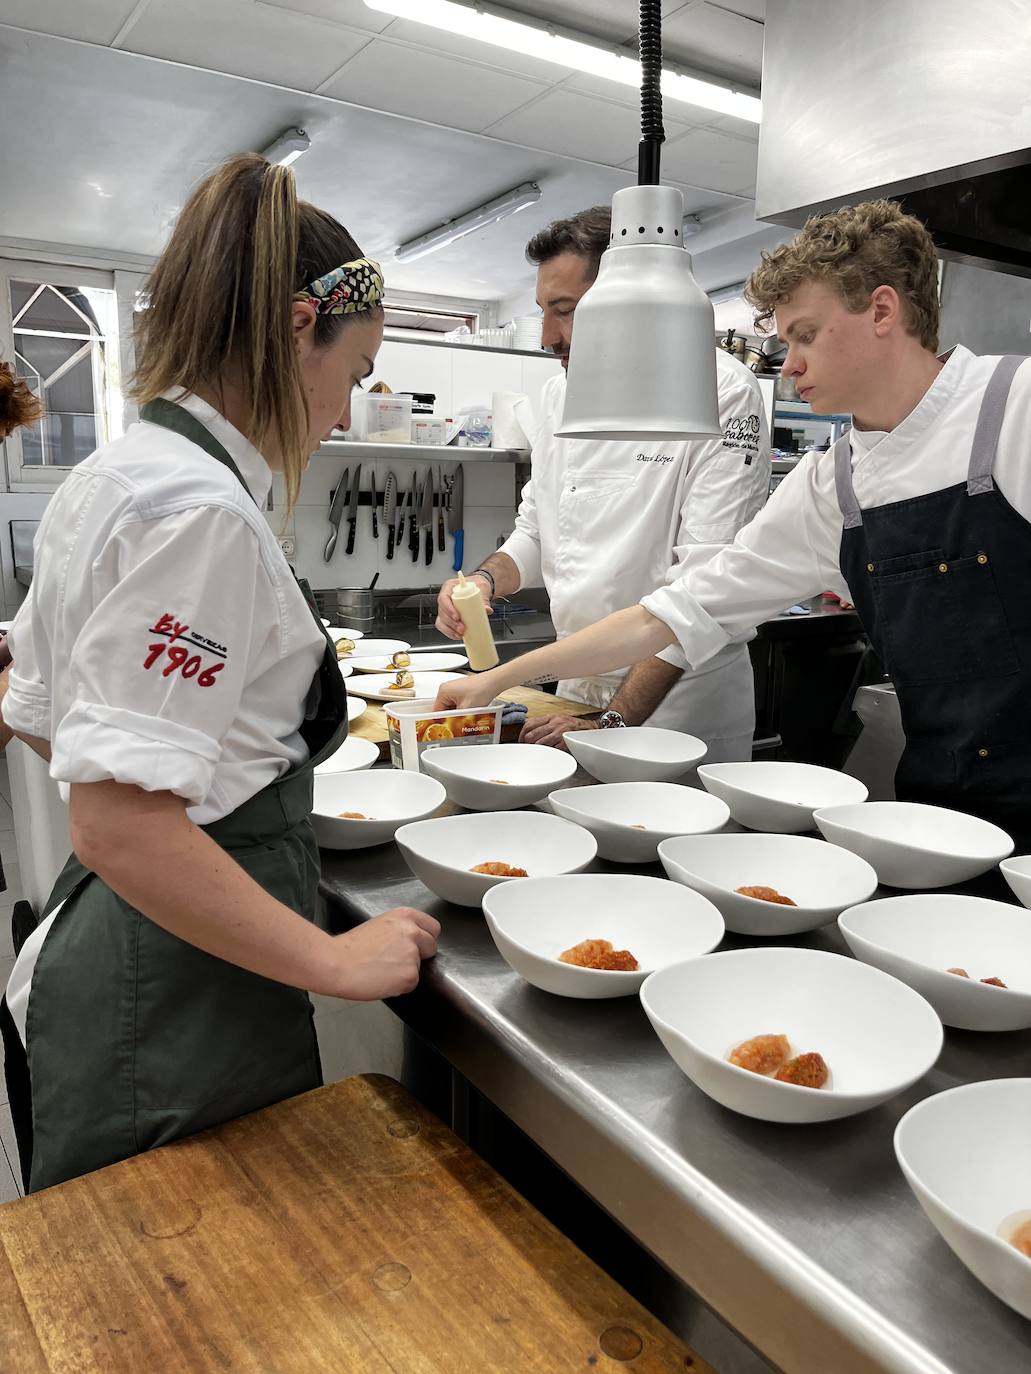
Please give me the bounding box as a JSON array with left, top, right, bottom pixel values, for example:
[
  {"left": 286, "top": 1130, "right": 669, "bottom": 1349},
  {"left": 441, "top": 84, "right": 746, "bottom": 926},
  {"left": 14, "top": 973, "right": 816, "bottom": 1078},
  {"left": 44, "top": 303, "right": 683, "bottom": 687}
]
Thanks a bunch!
[
  {"left": 469, "top": 861, "right": 527, "bottom": 877},
  {"left": 775, "top": 1052, "right": 830, "bottom": 1089},
  {"left": 947, "top": 967, "right": 970, "bottom": 978},
  {"left": 735, "top": 885, "right": 797, "bottom": 907},
  {"left": 981, "top": 976, "right": 1008, "bottom": 988},
  {"left": 629, "top": 824, "right": 647, "bottom": 830},
  {"left": 1005, "top": 1218, "right": 1031, "bottom": 1259},
  {"left": 338, "top": 811, "right": 372, "bottom": 820},
  {"left": 559, "top": 939, "right": 639, "bottom": 971},
  {"left": 489, "top": 779, "right": 510, "bottom": 785},
  {"left": 727, "top": 1034, "right": 790, "bottom": 1076}
]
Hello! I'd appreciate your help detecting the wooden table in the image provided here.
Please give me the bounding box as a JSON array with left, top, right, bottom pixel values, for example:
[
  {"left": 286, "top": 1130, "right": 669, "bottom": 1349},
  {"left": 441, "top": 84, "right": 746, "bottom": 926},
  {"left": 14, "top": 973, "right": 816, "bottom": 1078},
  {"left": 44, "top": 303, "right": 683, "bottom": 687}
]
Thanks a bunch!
[
  {"left": 350, "top": 683, "right": 596, "bottom": 759},
  {"left": 0, "top": 1075, "right": 711, "bottom": 1373}
]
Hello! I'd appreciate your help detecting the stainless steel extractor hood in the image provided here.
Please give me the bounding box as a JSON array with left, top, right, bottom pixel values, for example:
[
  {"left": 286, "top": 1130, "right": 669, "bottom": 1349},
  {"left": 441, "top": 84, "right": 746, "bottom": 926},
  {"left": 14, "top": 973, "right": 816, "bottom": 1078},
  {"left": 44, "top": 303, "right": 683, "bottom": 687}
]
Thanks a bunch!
[{"left": 756, "top": 0, "right": 1031, "bottom": 277}]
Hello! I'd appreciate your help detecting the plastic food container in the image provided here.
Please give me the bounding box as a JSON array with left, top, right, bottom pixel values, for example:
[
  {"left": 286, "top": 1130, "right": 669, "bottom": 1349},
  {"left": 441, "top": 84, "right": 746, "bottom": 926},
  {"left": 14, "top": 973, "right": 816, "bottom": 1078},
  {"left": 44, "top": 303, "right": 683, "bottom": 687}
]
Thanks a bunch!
[
  {"left": 384, "top": 698, "right": 504, "bottom": 772},
  {"left": 411, "top": 417, "right": 447, "bottom": 445},
  {"left": 349, "top": 394, "right": 412, "bottom": 443}
]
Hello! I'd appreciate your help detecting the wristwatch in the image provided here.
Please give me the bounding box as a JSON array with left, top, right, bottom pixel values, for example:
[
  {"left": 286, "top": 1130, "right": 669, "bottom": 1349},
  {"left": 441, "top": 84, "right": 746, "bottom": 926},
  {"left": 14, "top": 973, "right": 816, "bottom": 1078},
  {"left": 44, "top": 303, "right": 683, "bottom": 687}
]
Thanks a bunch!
[{"left": 597, "top": 710, "right": 626, "bottom": 729}]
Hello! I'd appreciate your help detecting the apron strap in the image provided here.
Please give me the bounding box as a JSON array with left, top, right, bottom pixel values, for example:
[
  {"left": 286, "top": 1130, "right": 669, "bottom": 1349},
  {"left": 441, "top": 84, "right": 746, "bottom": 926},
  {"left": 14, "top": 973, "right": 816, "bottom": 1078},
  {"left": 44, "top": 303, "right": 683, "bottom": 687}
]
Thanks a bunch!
[
  {"left": 831, "top": 432, "right": 863, "bottom": 529},
  {"left": 967, "top": 355, "right": 1027, "bottom": 495},
  {"left": 139, "top": 398, "right": 257, "bottom": 506}
]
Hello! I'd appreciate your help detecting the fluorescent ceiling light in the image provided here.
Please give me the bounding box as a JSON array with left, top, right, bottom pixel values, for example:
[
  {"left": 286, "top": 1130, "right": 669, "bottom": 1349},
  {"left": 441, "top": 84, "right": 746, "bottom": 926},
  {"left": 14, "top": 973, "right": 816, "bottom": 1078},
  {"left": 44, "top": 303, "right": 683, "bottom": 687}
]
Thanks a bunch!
[
  {"left": 260, "top": 127, "right": 311, "bottom": 166},
  {"left": 395, "top": 181, "right": 542, "bottom": 263},
  {"left": 363, "top": 0, "right": 761, "bottom": 123}
]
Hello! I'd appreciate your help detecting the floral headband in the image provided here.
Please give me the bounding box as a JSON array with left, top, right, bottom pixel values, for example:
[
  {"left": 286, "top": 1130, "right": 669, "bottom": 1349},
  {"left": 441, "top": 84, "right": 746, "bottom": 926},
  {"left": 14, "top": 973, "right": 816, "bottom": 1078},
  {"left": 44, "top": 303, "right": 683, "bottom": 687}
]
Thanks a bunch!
[{"left": 295, "top": 257, "right": 384, "bottom": 315}]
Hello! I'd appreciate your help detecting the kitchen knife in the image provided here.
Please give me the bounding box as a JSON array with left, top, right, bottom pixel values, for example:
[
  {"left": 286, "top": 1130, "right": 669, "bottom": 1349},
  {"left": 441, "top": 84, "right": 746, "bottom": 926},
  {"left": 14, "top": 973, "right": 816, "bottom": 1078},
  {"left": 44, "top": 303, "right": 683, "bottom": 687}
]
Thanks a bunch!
[
  {"left": 323, "top": 465, "right": 350, "bottom": 562},
  {"left": 437, "top": 465, "right": 446, "bottom": 553},
  {"left": 421, "top": 466, "right": 434, "bottom": 566},
  {"left": 448, "top": 463, "right": 464, "bottom": 573},
  {"left": 407, "top": 471, "right": 420, "bottom": 559},
  {"left": 411, "top": 471, "right": 423, "bottom": 563},
  {"left": 344, "top": 463, "right": 362, "bottom": 556},
  {"left": 382, "top": 471, "right": 398, "bottom": 560},
  {"left": 370, "top": 468, "right": 379, "bottom": 540}
]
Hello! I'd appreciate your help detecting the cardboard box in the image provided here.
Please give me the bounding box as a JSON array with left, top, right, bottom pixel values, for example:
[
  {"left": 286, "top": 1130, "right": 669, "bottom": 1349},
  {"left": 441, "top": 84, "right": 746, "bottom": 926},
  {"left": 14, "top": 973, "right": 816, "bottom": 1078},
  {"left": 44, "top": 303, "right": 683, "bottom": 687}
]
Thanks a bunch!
[{"left": 383, "top": 699, "right": 504, "bottom": 772}]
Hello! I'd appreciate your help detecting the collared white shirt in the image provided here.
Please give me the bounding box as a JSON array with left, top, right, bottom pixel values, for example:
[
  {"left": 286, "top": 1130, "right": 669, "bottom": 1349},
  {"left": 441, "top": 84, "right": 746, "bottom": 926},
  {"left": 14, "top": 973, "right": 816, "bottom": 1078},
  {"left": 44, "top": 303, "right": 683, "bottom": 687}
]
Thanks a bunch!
[
  {"left": 4, "top": 392, "right": 325, "bottom": 826},
  {"left": 499, "top": 350, "right": 771, "bottom": 727},
  {"left": 642, "top": 346, "right": 1031, "bottom": 667}
]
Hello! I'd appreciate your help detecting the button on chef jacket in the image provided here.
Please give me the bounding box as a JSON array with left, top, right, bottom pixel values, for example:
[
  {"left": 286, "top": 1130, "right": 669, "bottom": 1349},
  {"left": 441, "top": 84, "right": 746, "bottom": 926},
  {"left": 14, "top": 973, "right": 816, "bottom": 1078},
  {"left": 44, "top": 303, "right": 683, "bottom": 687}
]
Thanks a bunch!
[
  {"left": 3, "top": 392, "right": 327, "bottom": 1046},
  {"left": 500, "top": 350, "right": 771, "bottom": 750},
  {"left": 641, "top": 346, "right": 1031, "bottom": 670}
]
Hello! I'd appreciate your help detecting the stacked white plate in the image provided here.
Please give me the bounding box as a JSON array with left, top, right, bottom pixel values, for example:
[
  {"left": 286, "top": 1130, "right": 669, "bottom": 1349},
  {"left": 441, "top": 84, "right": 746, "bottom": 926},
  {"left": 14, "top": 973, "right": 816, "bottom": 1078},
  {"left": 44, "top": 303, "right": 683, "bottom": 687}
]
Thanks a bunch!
[{"left": 513, "top": 315, "right": 543, "bottom": 350}]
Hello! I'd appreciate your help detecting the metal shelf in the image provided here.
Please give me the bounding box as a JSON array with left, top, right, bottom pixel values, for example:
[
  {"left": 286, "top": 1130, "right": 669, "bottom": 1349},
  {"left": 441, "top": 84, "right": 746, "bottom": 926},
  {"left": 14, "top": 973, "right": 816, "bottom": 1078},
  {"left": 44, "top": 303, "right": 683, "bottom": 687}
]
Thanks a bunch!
[
  {"left": 317, "top": 440, "right": 529, "bottom": 464},
  {"left": 383, "top": 332, "right": 548, "bottom": 360},
  {"left": 774, "top": 401, "right": 851, "bottom": 422}
]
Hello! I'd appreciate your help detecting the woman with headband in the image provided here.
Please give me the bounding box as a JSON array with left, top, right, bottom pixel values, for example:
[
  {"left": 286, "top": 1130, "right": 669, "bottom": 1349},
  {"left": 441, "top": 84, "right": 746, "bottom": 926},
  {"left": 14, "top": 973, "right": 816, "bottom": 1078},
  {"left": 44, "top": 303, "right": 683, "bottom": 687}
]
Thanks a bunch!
[{"left": 0, "top": 154, "right": 439, "bottom": 1192}]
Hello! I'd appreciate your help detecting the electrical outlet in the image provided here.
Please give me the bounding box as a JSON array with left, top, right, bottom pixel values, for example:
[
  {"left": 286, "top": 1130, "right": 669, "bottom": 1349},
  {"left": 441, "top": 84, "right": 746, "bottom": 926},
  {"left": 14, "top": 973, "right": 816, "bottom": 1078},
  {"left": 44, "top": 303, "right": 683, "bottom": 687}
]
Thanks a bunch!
[{"left": 278, "top": 536, "right": 296, "bottom": 559}]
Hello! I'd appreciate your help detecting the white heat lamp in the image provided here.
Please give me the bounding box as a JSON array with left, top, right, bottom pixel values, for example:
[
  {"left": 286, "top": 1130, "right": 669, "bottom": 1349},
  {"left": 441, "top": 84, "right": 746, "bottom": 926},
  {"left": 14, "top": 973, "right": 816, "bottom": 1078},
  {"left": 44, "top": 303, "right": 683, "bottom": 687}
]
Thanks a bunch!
[{"left": 555, "top": 3, "right": 720, "bottom": 440}]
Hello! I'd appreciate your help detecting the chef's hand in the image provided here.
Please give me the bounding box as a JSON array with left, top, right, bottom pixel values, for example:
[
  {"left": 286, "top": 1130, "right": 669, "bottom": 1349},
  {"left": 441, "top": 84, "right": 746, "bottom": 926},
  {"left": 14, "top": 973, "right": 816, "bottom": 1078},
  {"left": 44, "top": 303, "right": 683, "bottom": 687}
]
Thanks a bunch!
[
  {"left": 432, "top": 672, "right": 503, "bottom": 712},
  {"left": 332, "top": 906, "right": 440, "bottom": 1000},
  {"left": 435, "top": 574, "right": 492, "bottom": 640},
  {"left": 519, "top": 714, "right": 598, "bottom": 751}
]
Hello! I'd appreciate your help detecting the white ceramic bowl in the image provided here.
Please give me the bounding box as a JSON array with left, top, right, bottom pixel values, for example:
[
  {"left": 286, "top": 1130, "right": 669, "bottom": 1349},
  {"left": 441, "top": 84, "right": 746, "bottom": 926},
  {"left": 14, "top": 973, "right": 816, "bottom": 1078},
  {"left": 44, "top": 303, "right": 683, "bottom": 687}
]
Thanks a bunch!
[
  {"left": 895, "top": 1079, "right": 1031, "bottom": 1320},
  {"left": 311, "top": 770, "right": 445, "bottom": 850},
  {"left": 640, "top": 947, "right": 943, "bottom": 1123},
  {"left": 482, "top": 874, "right": 724, "bottom": 998},
  {"left": 395, "top": 811, "right": 597, "bottom": 908},
  {"left": 815, "top": 802, "right": 1014, "bottom": 888},
  {"left": 564, "top": 727, "right": 707, "bottom": 784},
  {"left": 314, "top": 735, "right": 379, "bottom": 776},
  {"left": 659, "top": 833, "right": 878, "bottom": 936},
  {"left": 422, "top": 743, "right": 576, "bottom": 811},
  {"left": 548, "top": 783, "right": 729, "bottom": 863},
  {"left": 354, "top": 651, "right": 468, "bottom": 674},
  {"left": 346, "top": 697, "right": 367, "bottom": 722},
  {"left": 347, "top": 671, "right": 464, "bottom": 702},
  {"left": 1000, "top": 855, "right": 1031, "bottom": 909},
  {"left": 838, "top": 895, "right": 1031, "bottom": 1031},
  {"left": 696, "top": 762, "right": 868, "bottom": 833}
]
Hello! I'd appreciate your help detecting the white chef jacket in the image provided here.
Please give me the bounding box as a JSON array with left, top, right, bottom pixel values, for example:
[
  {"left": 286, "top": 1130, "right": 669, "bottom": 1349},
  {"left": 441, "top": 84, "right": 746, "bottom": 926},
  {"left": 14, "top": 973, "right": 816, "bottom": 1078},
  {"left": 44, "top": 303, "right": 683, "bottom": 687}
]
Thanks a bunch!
[
  {"left": 500, "top": 350, "right": 771, "bottom": 744},
  {"left": 642, "top": 346, "right": 1031, "bottom": 668},
  {"left": 4, "top": 392, "right": 325, "bottom": 826}
]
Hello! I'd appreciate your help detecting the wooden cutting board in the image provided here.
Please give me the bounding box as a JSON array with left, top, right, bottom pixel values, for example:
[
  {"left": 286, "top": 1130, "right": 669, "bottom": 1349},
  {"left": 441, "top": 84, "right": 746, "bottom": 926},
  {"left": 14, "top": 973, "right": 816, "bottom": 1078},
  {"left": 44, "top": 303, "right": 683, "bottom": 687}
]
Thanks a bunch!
[
  {"left": 349, "top": 681, "right": 596, "bottom": 758},
  {"left": 0, "top": 1075, "right": 712, "bottom": 1373}
]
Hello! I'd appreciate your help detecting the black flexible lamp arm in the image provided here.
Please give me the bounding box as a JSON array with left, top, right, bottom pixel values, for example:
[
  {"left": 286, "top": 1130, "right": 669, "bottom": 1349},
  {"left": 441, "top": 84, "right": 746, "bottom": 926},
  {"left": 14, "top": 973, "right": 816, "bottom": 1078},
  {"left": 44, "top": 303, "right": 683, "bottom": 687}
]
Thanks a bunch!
[{"left": 637, "top": 0, "right": 665, "bottom": 186}]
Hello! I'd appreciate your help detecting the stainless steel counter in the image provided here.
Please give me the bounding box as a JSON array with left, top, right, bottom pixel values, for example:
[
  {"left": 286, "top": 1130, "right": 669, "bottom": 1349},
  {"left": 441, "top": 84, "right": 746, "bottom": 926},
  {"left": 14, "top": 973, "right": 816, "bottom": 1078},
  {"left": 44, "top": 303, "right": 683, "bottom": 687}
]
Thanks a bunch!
[{"left": 318, "top": 843, "right": 1029, "bottom": 1374}]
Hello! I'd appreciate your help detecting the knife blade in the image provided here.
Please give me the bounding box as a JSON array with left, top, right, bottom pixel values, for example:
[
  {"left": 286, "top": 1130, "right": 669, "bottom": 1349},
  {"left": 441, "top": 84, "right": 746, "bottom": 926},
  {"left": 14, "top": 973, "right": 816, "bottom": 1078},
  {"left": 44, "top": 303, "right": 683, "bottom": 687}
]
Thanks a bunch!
[
  {"left": 323, "top": 465, "right": 350, "bottom": 562},
  {"left": 395, "top": 477, "right": 409, "bottom": 555},
  {"left": 407, "top": 471, "right": 420, "bottom": 558},
  {"left": 410, "top": 472, "right": 423, "bottom": 563},
  {"left": 382, "top": 471, "right": 398, "bottom": 560},
  {"left": 437, "top": 465, "right": 446, "bottom": 553},
  {"left": 344, "top": 463, "right": 361, "bottom": 556},
  {"left": 370, "top": 468, "right": 378, "bottom": 540},
  {"left": 448, "top": 463, "right": 464, "bottom": 573},
  {"left": 421, "top": 467, "right": 434, "bottom": 566}
]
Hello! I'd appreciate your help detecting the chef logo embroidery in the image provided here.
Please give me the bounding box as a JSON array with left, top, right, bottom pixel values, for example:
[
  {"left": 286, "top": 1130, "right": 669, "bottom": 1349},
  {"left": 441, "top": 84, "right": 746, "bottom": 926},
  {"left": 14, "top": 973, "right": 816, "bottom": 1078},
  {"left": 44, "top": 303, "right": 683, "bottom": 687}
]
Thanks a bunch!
[
  {"left": 723, "top": 413, "right": 761, "bottom": 464},
  {"left": 143, "top": 612, "right": 226, "bottom": 687}
]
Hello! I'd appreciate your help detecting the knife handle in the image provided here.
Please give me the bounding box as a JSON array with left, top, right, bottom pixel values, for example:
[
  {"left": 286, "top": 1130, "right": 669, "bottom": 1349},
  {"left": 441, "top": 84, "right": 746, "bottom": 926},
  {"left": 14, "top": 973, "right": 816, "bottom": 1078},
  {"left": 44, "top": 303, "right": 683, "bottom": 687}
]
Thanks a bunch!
[
  {"left": 452, "top": 529, "right": 464, "bottom": 574},
  {"left": 386, "top": 524, "right": 395, "bottom": 560},
  {"left": 410, "top": 528, "right": 419, "bottom": 562},
  {"left": 372, "top": 505, "right": 379, "bottom": 539},
  {"left": 345, "top": 519, "right": 356, "bottom": 556},
  {"left": 437, "top": 514, "right": 446, "bottom": 553},
  {"left": 425, "top": 529, "right": 433, "bottom": 565}
]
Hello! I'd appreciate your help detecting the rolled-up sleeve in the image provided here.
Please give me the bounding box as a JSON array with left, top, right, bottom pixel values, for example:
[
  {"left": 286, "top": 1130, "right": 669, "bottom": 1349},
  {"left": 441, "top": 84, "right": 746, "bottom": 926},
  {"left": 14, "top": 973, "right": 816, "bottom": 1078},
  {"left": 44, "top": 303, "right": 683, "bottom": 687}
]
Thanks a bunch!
[
  {"left": 498, "top": 472, "right": 543, "bottom": 588},
  {"left": 4, "top": 589, "right": 52, "bottom": 740},
  {"left": 46, "top": 506, "right": 272, "bottom": 805}
]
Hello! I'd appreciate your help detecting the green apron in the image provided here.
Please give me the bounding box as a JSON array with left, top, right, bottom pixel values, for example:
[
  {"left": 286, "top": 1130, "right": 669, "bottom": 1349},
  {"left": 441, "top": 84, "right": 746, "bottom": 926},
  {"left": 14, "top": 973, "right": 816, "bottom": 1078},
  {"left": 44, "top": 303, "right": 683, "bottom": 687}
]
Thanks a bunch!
[{"left": 24, "top": 399, "right": 350, "bottom": 1193}]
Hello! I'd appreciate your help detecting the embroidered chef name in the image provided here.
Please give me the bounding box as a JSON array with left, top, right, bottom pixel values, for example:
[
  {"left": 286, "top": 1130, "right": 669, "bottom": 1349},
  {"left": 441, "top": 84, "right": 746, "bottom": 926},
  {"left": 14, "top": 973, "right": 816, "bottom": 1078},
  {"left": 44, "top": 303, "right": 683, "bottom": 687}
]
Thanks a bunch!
[
  {"left": 635, "top": 452, "right": 675, "bottom": 466},
  {"left": 723, "top": 413, "right": 761, "bottom": 464},
  {"left": 144, "top": 612, "right": 226, "bottom": 687}
]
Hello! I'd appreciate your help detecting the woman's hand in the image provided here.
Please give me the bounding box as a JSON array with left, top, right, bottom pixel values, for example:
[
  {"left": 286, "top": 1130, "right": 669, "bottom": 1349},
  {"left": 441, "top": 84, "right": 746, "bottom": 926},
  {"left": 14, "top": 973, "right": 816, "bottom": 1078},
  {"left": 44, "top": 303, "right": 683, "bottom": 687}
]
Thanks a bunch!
[
  {"left": 327, "top": 906, "right": 440, "bottom": 1001},
  {"left": 433, "top": 671, "right": 506, "bottom": 712}
]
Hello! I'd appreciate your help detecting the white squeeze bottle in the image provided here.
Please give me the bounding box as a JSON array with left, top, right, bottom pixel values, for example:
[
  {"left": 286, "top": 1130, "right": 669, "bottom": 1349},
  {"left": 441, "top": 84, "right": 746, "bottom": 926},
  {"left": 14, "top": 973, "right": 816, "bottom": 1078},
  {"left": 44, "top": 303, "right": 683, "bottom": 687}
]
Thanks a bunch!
[{"left": 452, "top": 571, "right": 499, "bottom": 671}]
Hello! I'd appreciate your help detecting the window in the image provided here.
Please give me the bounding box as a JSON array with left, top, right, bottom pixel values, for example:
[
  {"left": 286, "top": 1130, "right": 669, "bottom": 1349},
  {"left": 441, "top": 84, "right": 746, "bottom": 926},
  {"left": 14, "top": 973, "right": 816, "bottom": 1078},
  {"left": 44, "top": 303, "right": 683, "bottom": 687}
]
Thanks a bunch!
[{"left": 383, "top": 303, "right": 479, "bottom": 338}]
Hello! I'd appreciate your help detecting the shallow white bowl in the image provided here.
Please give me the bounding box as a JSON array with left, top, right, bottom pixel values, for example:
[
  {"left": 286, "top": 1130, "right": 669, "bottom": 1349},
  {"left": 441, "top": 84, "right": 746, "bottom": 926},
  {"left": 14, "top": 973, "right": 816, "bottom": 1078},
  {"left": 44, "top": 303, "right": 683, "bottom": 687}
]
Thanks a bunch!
[
  {"left": 346, "top": 697, "right": 367, "bottom": 722},
  {"left": 659, "top": 833, "right": 878, "bottom": 935},
  {"left": 549, "top": 783, "right": 729, "bottom": 863},
  {"left": 323, "top": 624, "right": 364, "bottom": 640},
  {"left": 354, "top": 651, "right": 468, "bottom": 674},
  {"left": 482, "top": 874, "right": 724, "bottom": 998},
  {"left": 895, "top": 1079, "right": 1031, "bottom": 1320},
  {"left": 640, "top": 947, "right": 942, "bottom": 1123},
  {"left": 311, "top": 771, "right": 445, "bottom": 850},
  {"left": 838, "top": 895, "right": 1031, "bottom": 1031},
  {"left": 395, "top": 811, "right": 597, "bottom": 908},
  {"left": 815, "top": 802, "right": 1014, "bottom": 888},
  {"left": 422, "top": 743, "right": 576, "bottom": 811},
  {"left": 1000, "top": 855, "right": 1031, "bottom": 910},
  {"left": 697, "top": 762, "right": 868, "bottom": 833},
  {"left": 347, "top": 671, "right": 464, "bottom": 702},
  {"left": 314, "top": 736, "right": 379, "bottom": 776},
  {"left": 336, "top": 637, "right": 409, "bottom": 660},
  {"left": 564, "top": 727, "right": 707, "bottom": 784}
]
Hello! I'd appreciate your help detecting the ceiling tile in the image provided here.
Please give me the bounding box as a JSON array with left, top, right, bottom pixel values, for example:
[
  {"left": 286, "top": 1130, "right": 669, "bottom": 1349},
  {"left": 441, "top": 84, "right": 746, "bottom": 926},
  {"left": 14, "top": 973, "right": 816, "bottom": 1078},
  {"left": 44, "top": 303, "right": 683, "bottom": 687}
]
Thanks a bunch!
[
  {"left": 659, "top": 126, "right": 758, "bottom": 195},
  {"left": 486, "top": 90, "right": 649, "bottom": 167},
  {"left": 252, "top": 0, "right": 393, "bottom": 31},
  {"left": 0, "top": 0, "right": 140, "bottom": 44},
  {"left": 319, "top": 39, "right": 549, "bottom": 134},
  {"left": 708, "top": 112, "right": 761, "bottom": 141},
  {"left": 121, "top": 0, "right": 369, "bottom": 89},
  {"left": 661, "top": 1, "right": 764, "bottom": 88}
]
